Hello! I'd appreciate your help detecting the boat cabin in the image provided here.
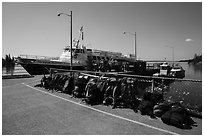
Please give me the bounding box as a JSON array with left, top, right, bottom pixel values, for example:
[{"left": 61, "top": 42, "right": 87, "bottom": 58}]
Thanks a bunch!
[
  {"left": 125, "top": 60, "right": 146, "bottom": 74},
  {"left": 159, "top": 62, "right": 171, "bottom": 76}
]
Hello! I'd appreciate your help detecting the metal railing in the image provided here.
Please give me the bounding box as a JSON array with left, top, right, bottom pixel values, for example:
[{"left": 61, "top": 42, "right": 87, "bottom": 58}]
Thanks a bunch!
[
  {"left": 49, "top": 68, "right": 202, "bottom": 113},
  {"left": 20, "top": 54, "right": 59, "bottom": 60}
]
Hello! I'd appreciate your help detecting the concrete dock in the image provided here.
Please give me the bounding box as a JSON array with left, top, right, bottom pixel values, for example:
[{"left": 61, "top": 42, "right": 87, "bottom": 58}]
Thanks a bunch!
[{"left": 2, "top": 76, "right": 202, "bottom": 135}]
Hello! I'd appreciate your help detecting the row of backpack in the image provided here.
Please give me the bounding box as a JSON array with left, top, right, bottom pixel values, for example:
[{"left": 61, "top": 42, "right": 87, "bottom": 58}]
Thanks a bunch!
[{"left": 36, "top": 73, "right": 197, "bottom": 129}]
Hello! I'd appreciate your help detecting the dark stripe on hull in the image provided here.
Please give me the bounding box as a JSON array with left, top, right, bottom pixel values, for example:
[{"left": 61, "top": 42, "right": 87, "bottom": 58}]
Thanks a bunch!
[{"left": 20, "top": 63, "right": 85, "bottom": 75}]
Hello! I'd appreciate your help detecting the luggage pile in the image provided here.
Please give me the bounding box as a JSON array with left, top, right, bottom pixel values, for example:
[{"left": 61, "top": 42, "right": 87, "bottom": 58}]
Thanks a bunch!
[{"left": 36, "top": 72, "right": 197, "bottom": 129}]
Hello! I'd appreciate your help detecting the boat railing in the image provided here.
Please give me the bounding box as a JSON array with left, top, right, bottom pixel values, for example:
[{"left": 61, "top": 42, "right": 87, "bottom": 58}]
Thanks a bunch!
[{"left": 19, "top": 54, "right": 59, "bottom": 61}]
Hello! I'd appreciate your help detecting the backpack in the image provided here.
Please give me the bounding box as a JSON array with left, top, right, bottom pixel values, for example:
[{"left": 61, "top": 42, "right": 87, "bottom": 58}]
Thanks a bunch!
[
  {"left": 84, "top": 78, "right": 103, "bottom": 105},
  {"left": 72, "top": 76, "right": 89, "bottom": 98},
  {"left": 161, "top": 103, "right": 192, "bottom": 128},
  {"left": 143, "top": 92, "right": 163, "bottom": 106},
  {"left": 138, "top": 100, "right": 154, "bottom": 117},
  {"left": 85, "top": 78, "right": 98, "bottom": 97},
  {"left": 97, "top": 80, "right": 107, "bottom": 94},
  {"left": 55, "top": 75, "right": 66, "bottom": 91},
  {"left": 72, "top": 86, "right": 84, "bottom": 98},
  {"left": 42, "top": 76, "right": 52, "bottom": 90},
  {"left": 153, "top": 102, "right": 171, "bottom": 117},
  {"left": 63, "top": 77, "right": 74, "bottom": 95}
]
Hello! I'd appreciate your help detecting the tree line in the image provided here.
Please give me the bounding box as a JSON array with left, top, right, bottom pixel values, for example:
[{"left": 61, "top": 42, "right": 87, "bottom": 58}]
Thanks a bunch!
[
  {"left": 2, "top": 54, "right": 15, "bottom": 67},
  {"left": 188, "top": 54, "right": 202, "bottom": 64},
  {"left": 179, "top": 54, "right": 202, "bottom": 64}
]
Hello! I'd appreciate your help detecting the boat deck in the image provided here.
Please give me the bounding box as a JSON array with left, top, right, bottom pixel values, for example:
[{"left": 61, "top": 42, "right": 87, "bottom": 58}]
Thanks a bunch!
[{"left": 2, "top": 76, "right": 202, "bottom": 135}]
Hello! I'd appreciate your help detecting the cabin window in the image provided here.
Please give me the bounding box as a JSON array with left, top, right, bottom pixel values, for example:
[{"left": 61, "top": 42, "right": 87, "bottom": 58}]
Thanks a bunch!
[
  {"left": 74, "top": 49, "right": 85, "bottom": 53},
  {"left": 74, "top": 49, "right": 84, "bottom": 53}
]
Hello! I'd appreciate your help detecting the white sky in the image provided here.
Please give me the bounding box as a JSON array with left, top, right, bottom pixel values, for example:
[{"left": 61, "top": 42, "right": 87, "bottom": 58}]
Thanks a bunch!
[{"left": 2, "top": 2, "right": 202, "bottom": 61}]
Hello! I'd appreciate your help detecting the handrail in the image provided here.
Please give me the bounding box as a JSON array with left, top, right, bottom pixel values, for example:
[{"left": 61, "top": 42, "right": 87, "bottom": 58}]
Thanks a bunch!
[
  {"left": 49, "top": 68, "right": 202, "bottom": 82},
  {"left": 19, "top": 54, "right": 59, "bottom": 60}
]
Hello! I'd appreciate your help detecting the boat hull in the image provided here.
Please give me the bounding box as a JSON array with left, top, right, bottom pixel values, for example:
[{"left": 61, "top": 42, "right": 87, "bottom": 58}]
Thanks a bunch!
[
  {"left": 170, "top": 70, "right": 185, "bottom": 78},
  {"left": 17, "top": 58, "right": 85, "bottom": 75}
]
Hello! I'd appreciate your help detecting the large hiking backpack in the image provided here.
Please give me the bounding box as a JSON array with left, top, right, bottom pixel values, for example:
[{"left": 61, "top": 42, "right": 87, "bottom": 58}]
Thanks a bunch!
[
  {"left": 72, "top": 76, "right": 89, "bottom": 98},
  {"left": 103, "top": 79, "right": 117, "bottom": 106},
  {"left": 112, "top": 79, "right": 122, "bottom": 108},
  {"left": 161, "top": 103, "right": 192, "bottom": 128},
  {"left": 85, "top": 78, "right": 103, "bottom": 105},
  {"left": 137, "top": 92, "right": 157, "bottom": 117},
  {"left": 41, "top": 76, "right": 52, "bottom": 90},
  {"left": 138, "top": 100, "right": 154, "bottom": 117},
  {"left": 151, "top": 92, "right": 164, "bottom": 105},
  {"left": 52, "top": 74, "right": 62, "bottom": 89},
  {"left": 54, "top": 75, "right": 66, "bottom": 91},
  {"left": 97, "top": 80, "right": 107, "bottom": 94},
  {"left": 72, "top": 86, "right": 84, "bottom": 98},
  {"left": 143, "top": 91, "right": 163, "bottom": 106},
  {"left": 63, "top": 77, "right": 74, "bottom": 95}
]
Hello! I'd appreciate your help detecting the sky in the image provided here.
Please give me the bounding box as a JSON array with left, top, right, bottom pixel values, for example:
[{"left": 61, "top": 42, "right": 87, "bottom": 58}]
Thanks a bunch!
[{"left": 2, "top": 2, "right": 202, "bottom": 61}]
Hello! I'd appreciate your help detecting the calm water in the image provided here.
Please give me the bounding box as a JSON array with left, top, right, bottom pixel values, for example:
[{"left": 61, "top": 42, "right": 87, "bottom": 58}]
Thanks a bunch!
[
  {"left": 183, "top": 62, "right": 202, "bottom": 80},
  {"left": 3, "top": 62, "right": 202, "bottom": 111}
]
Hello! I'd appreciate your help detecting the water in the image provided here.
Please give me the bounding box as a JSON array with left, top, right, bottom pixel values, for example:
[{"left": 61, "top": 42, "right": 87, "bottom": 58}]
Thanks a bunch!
[{"left": 182, "top": 62, "right": 202, "bottom": 80}]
